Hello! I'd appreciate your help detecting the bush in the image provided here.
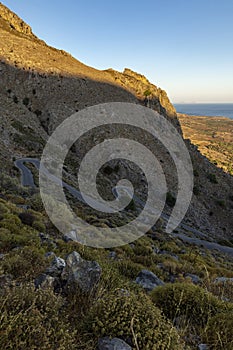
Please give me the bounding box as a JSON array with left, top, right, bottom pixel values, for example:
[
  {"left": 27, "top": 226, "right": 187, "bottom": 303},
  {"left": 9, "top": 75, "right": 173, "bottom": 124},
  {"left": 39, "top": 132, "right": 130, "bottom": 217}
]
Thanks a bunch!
[
  {"left": 203, "top": 312, "right": 233, "bottom": 349},
  {"left": 2, "top": 246, "right": 46, "bottom": 280},
  {"left": 0, "top": 285, "right": 77, "bottom": 350},
  {"left": 151, "top": 283, "right": 232, "bottom": 327},
  {"left": 207, "top": 173, "right": 218, "bottom": 184},
  {"left": 32, "top": 220, "right": 46, "bottom": 232},
  {"left": 86, "top": 290, "right": 184, "bottom": 349},
  {"left": 22, "top": 97, "right": 30, "bottom": 106},
  {"left": 19, "top": 211, "right": 36, "bottom": 226}
]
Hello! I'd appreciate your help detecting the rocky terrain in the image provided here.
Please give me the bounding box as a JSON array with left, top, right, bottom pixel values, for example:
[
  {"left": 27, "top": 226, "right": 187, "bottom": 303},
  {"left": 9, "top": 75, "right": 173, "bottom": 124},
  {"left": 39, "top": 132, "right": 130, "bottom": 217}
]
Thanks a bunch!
[{"left": 0, "top": 2, "right": 233, "bottom": 350}]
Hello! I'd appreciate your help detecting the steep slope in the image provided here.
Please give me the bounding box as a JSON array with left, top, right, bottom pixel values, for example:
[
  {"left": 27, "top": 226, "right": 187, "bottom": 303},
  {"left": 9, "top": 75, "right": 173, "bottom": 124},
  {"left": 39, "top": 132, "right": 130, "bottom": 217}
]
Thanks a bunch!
[{"left": 0, "top": 2, "right": 232, "bottom": 240}]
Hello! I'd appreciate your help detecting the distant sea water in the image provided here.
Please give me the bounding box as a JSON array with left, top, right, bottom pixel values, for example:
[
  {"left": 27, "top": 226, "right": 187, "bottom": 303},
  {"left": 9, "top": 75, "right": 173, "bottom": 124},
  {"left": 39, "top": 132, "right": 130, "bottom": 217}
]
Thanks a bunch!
[{"left": 174, "top": 103, "right": 233, "bottom": 120}]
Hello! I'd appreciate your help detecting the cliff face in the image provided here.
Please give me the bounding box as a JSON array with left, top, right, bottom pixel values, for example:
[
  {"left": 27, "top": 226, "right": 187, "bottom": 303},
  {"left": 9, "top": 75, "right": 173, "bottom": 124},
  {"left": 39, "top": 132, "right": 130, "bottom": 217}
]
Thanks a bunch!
[
  {"left": 0, "top": 2, "right": 177, "bottom": 128},
  {"left": 0, "top": 2, "right": 35, "bottom": 37},
  {"left": 105, "top": 68, "right": 177, "bottom": 120}
]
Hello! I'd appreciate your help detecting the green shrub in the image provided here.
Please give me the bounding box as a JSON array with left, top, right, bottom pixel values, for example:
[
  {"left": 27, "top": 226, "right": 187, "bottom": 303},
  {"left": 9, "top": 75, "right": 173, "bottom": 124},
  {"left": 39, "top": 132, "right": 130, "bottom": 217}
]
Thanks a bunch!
[
  {"left": 32, "top": 220, "right": 46, "bottom": 232},
  {"left": 19, "top": 211, "right": 36, "bottom": 226},
  {"left": 151, "top": 283, "right": 232, "bottom": 327},
  {"left": 116, "top": 260, "right": 143, "bottom": 279},
  {"left": 23, "top": 97, "right": 30, "bottom": 106},
  {"left": 2, "top": 246, "right": 46, "bottom": 280},
  {"left": 203, "top": 312, "right": 233, "bottom": 349},
  {"left": 86, "top": 290, "right": 184, "bottom": 349},
  {"left": 207, "top": 173, "right": 218, "bottom": 184},
  {"left": 0, "top": 285, "right": 77, "bottom": 350}
]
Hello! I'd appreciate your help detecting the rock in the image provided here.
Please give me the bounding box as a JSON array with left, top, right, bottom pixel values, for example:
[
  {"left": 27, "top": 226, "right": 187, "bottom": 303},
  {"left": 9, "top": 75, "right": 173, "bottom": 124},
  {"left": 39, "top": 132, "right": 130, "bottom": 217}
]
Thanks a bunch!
[
  {"left": 198, "top": 344, "right": 208, "bottom": 350},
  {"left": 185, "top": 273, "right": 201, "bottom": 284},
  {"left": 44, "top": 251, "right": 55, "bottom": 258},
  {"left": 159, "top": 250, "right": 179, "bottom": 260},
  {"left": 214, "top": 277, "right": 233, "bottom": 284},
  {"left": 39, "top": 232, "right": 57, "bottom": 248},
  {"left": 63, "top": 230, "right": 78, "bottom": 242},
  {"left": 98, "top": 337, "right": 132, "bottom": 350},
  {"left": 61, "top": 251, "right": 102, "bottom": 293},
  {"left": 135, "top": 269, "right": 164, "bottom": 291},
  {"left": 108, "top": 251, "right": 117, "bottom": 259},
  {"left": 35, "top": 273, "right": 56, "bottom": 290},
  {"left": 45, "top": 256, "right": 66, "bottom": 277}
]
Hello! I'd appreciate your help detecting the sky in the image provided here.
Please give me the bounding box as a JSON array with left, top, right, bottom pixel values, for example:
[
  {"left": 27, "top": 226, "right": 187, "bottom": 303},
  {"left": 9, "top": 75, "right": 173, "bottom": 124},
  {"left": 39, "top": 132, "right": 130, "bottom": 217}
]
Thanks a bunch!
[{"left": 2, "top": 0, "right": 233, "bottom": 103}]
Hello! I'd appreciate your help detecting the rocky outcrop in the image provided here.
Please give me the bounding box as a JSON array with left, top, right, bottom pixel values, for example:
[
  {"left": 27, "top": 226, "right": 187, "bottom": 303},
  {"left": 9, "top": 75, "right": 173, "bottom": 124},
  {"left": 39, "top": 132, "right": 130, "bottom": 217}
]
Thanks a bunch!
[
  {"left": 0, "top": 2, "right": 35, "bottom": 37},
  {"left": 35, "top": 252, "right": 102, "bottom": 293},
  {"left": 105, "top": 67, "right": 177, "bottom": 121},
  {"left": 98, "top": 337, "right": 132, "bottom": 350},
  {"left": 135, "top": 269, "right": 164, "bottom": 291}
]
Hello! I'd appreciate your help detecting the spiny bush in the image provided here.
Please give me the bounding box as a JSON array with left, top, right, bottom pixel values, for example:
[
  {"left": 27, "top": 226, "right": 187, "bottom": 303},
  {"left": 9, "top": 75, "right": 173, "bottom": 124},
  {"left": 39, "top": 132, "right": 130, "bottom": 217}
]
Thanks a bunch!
[
  {"left": 86, "top": 289, "right": 184, "bottom": 349},
  {"left": 151, "top": 283, "right": 232, "bottom": 327},
  {"left": 203, "top": 312, "right": 233, "bottom": 349},
  {"left": 0, "top": 284, "right": 77, "bottom": 350},
  {"left": 2, "top": 246, "right": 46, "bottom": 280},
  {"left": 116, "top": 260, "right": 143, "bottom": 279}
]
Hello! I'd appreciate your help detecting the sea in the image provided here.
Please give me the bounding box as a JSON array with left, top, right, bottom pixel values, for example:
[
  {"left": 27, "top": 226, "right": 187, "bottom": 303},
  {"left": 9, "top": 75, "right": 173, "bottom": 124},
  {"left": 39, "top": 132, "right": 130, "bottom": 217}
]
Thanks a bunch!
[{"left": 174, "top": 103, "right": 233, "bottom": 120}]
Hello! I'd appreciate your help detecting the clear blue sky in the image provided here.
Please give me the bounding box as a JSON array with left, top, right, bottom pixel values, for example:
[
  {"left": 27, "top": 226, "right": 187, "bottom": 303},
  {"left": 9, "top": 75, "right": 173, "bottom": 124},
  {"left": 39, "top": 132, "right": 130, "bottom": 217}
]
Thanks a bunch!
[{"left": 2, "top": 0, "right": 233, "bottom": 103}]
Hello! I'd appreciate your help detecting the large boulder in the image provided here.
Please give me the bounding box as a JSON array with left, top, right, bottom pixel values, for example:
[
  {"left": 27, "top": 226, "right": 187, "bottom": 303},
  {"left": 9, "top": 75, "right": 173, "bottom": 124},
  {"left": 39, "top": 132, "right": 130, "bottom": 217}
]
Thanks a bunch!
[
  {"left": 98, "top": 337, "right": 132, "bottom": 350},
  {"left": 135, "top": 269, "right": 164, "bottom": 291},
  {"left": 61, "top": 251, "right": 102, "bottom": 293}
]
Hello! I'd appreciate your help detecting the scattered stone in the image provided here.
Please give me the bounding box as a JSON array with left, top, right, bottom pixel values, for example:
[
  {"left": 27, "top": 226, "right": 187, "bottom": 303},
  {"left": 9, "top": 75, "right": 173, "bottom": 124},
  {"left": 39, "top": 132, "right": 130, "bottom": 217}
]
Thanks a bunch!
[
  {"left": 44, "top": 251, "right": 55, "bottom": 258},
  {"left": 159, "top": 250, "right": 179, "bottom": 260},
  {"left": 45, "top": 256, "right": 66, "bottom": 277},
  {"left": 39, "top": 232, "right": 56, "bottom": 248},
  {"left": 108, "top": 251, "right": 117, "bottom": 259},
  {"left": 185, "top": 273, "right": 201, "bottom": 284},
  {"left": 61, "top": 251, "right": 102, "bottom": 293},
  {"left": 214, "top": 277, "right": 233, "bottom": 284},
  {"left": 35, "top": 273, "right": 56, "bottom": 290},
  {"left": 98, "top": 337, "right": 132, "bottom": 350},
  {"left": 135, "top": 269, "right": 164, "bottom": 291},
  {"left": 63, "top": 230, "right": 78, "bottom": 242}
]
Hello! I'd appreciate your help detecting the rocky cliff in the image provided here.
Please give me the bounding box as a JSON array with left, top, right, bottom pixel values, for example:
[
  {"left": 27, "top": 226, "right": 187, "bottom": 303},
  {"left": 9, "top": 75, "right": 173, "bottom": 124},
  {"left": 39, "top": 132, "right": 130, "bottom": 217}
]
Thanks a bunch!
[{"left": 0, "top": 2, "right": 35, "bottom": 37}]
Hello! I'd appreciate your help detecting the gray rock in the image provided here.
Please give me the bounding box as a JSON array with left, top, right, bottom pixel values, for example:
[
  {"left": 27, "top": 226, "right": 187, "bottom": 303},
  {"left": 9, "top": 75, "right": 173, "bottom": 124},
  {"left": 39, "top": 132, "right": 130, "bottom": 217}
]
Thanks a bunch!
[
  {"left": 35, "top": 273, "right": 56, "bottom": 289},
  {"left": 185, "top": 273, "right": 201, "bottom": 284},
  {"left": 214, "top": 277, "right": 233, "bottom": 284},
  {"left": 108, "top": 251, "right": 117, "bottom": 259},
  {"left": 46, "top": 256, "right": 66, "bottom": 277},
  {"left": 98, "top": 337, "right": 132, "bottom": 350},
  {"left": 198, "top": 344, "right": 208, "bottom": 350},
  {"left": 62, "top": 251, "right": 102, "bottom": 293},
  {"left": 63, "top": 230, "right": 78, "bottom": 242},
  {"left": 135, "top": 269, "right": 164, "bottom": 291},
  {"left": 44, "top": 251, "right": 55, "bottom": 258}
]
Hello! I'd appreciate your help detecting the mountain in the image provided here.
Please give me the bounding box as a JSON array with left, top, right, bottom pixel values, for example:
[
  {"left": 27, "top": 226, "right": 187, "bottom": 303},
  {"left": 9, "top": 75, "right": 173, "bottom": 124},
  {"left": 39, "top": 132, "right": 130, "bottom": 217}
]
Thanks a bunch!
[
  {"left": 0, "top": 2, "right": 232, "bottom": 240},
  {"left": 0, "top": 4, "right": 233, "bottom": 349}
]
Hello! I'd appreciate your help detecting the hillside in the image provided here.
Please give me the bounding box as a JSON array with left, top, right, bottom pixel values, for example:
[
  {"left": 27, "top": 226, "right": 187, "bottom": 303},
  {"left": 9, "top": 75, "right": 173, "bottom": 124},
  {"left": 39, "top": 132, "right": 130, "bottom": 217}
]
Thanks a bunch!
[
  {"left": 0, "top": 3, "right": 233, "bottom": 349},
  {"left": 178, "top": 113, "right": 233, "bottom": 175}
]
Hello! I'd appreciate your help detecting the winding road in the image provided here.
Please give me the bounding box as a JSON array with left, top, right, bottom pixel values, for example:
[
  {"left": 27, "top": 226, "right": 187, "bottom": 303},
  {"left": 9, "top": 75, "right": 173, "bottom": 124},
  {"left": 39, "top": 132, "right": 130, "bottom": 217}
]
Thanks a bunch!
[{"left": 14, "top": 158, "right": 233, "bottom": 257}]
